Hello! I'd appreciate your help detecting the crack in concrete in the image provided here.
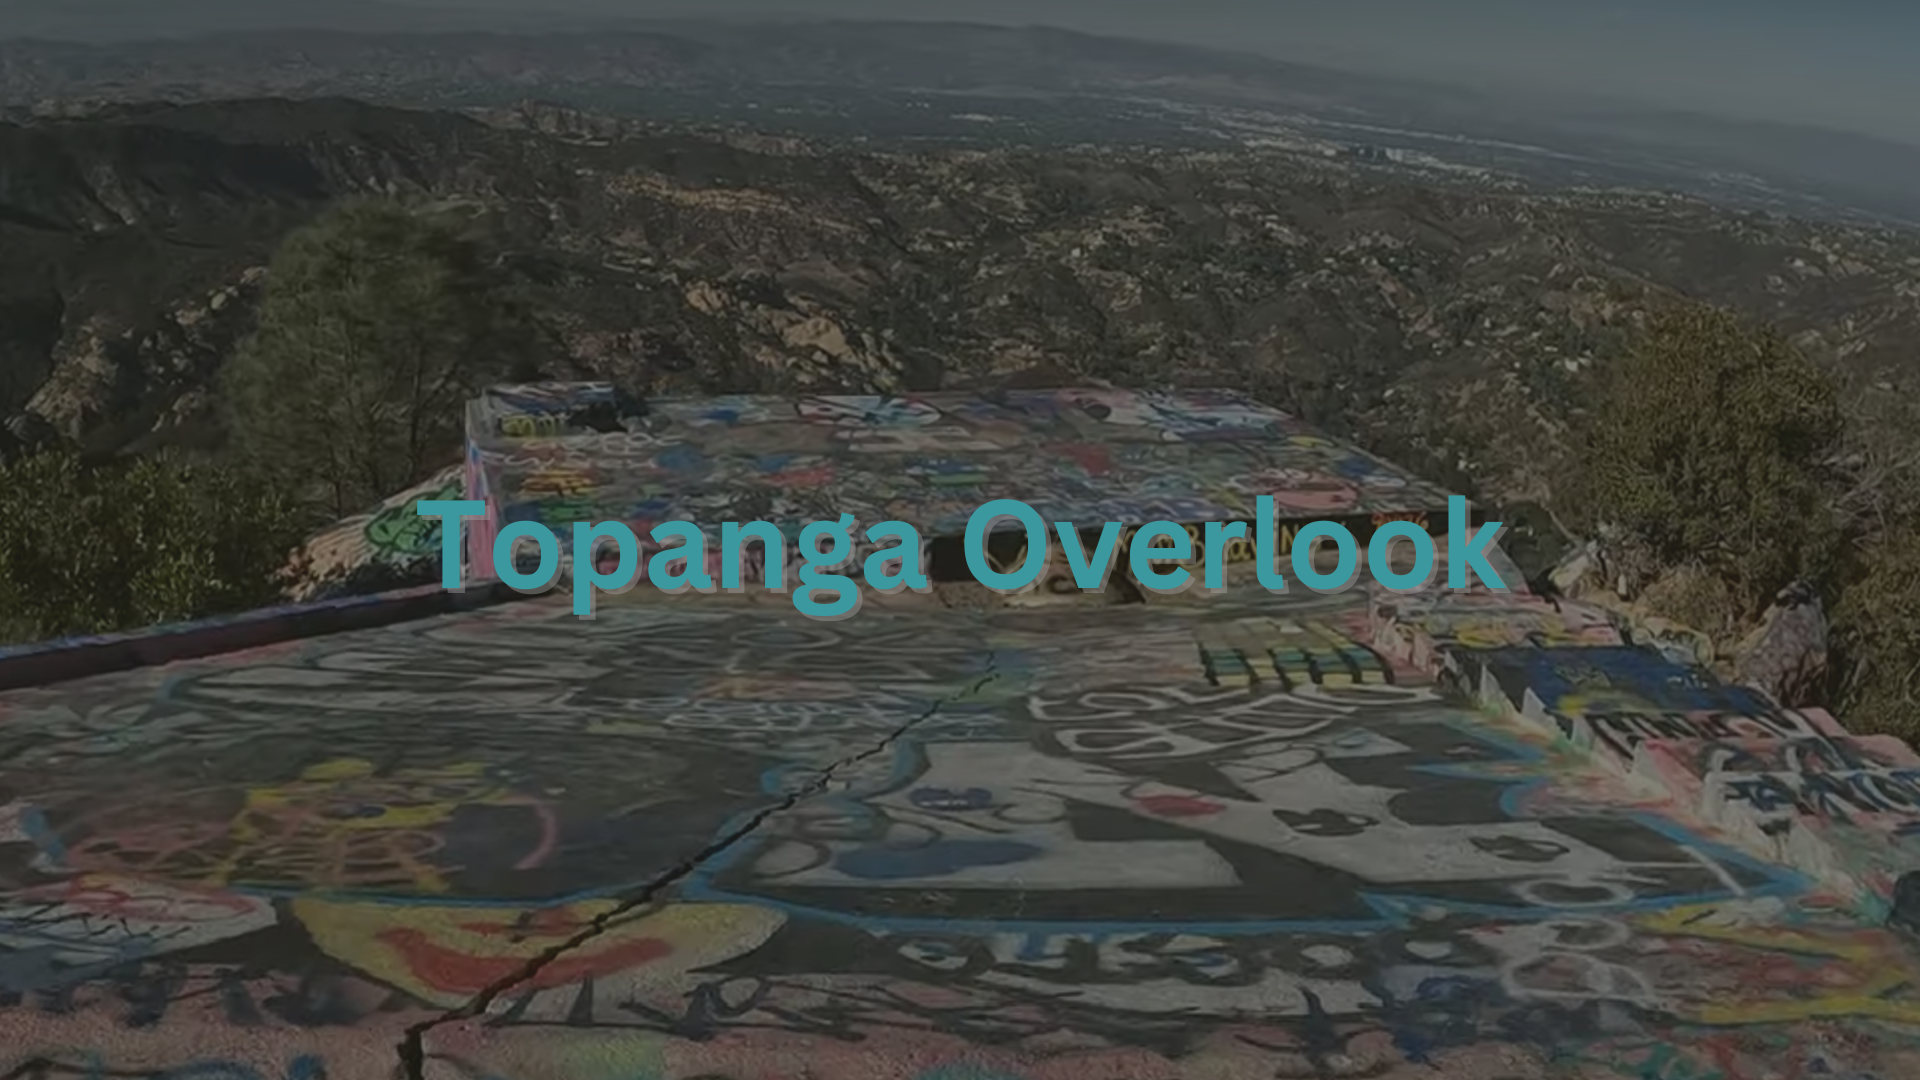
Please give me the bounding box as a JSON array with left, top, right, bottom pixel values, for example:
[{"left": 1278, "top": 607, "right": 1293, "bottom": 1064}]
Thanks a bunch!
[{"left": 394, "top": 656, "right": 1002, "bottom": 1080}]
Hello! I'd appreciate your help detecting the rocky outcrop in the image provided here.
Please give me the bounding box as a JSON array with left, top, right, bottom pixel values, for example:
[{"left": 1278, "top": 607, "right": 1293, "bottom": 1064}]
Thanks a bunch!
[
  {"left": 1543, "top": 533, "right": 1835, "bottom": 700},
  {"left": 26, "top": 270, "right": 267, "bottom": 451},
  {"left": 0, "top": 410, "right": 64, "bottom": 464},
  {"left": 1735, "top": 581, "right": 1830, "bottom": 707}
]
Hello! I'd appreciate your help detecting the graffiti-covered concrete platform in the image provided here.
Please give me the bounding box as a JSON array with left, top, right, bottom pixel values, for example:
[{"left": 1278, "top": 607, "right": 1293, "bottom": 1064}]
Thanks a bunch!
[
  {"left": 298, "top": 386, "right": 1476, "bottom": 598},
  {"left": 4, "top": 579, "right": 1920, "bottom": 1080},
  {"left": 8, "top": 386, "right": 1920, "bottom": 1078},
  {"left": 459, "top": 385, "right": 1461, "bottom": 591}
]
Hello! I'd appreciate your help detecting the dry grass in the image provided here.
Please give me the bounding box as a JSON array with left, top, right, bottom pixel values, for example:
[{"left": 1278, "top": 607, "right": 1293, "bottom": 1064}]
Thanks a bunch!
[{"left": 1638, "top": 564, "right": 1747, "bottom": 653}]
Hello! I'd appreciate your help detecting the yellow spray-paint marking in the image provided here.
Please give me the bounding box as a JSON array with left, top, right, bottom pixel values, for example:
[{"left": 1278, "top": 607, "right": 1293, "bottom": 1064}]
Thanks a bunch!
[
  {"left": 521, "top": 467, "right": 596, "bottom": 497},
  {"left": 1640, "top": 905, "right": 1920, "bottom": 1025},
  {"left": 241, "top": 759, "right": 510, "bottom": 831},
  {"left": 1446, "top": 619, "right": 1535, "bottom": 650},
  {"left": 214, "top": 758, "right": 527, "bottom": 892},
  {"left": 1412, "top": 605, "right": 1609, "bottom": 651},
  {"left": 1550, "top": 691, "right": 1666, "bottom": 720},
  {"left": 499, "top": 413, "right": 569, "bottom": 439}
]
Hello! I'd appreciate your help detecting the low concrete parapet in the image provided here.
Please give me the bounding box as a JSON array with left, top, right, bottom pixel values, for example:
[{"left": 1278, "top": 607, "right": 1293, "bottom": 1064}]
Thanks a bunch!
[{"left": 0, "top": 580, "right": 523, "bottom": 690}]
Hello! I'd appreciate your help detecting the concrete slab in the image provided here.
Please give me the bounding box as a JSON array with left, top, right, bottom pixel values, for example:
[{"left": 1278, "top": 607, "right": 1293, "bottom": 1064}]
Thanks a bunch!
[
  {"left": 4, "top": 589, "right": 1920, "bottom": 1079},
  {"left": 459, "top": 386, "right": 1464, "bottom": 592}
]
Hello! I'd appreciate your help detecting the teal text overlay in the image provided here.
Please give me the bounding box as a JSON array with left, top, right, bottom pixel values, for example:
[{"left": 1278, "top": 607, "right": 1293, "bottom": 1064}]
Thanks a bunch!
[{"left": 416, "top": 495, "right": 1507, "bottom": 621}]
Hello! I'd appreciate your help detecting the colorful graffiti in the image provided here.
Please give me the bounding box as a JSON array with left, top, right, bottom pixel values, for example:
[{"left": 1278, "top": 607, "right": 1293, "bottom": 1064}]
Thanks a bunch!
[
  {"left": 1458, "top": 645, "right": 1787, "bottom": 741},
  {"left": 4, "top": 582, "right": 1920, "bottom": 1079},
  {"left": 7, "top": 381, "right": 1920, "bottom": 1080},
  {"left": 461, "top": 386, "right": 1461, "bottom": 585},
  {"left": 1372, "top": 594, "right": 1624, "bottom": 672},
  {"left": 1196, "top": 614, "right": 1404, "bottom": 688},
  {"left": 1433, "top": 634, "right": 1920, "bottom": 904},
  {"left": 294, "top": 466, "right": 464, "bottom": 596}
]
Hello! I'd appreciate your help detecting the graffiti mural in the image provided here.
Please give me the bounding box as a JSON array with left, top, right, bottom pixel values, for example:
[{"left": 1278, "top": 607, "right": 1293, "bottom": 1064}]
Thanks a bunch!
[
  {"left": 6, "top": 585, "right": 1919, "bottom": 1079},
  {"left": 1457, "top": 645, "right": 1789, "bottom": 749},
  {"left": 293, "top": 465, "right": 464, "bottom": 596},
  {"left": 1371, "top": 594, "right": 1624, "bottom": 672},
  {"left": 1624, "top": 730, "right": 1920, "bottom": 891},
  {"left": 694, "top": 687, "right": 1790, "bottom": 928},
  {"left": 1582, "top": 706, "right": 1848, "bottom": 768},
  {"left": 1196, "top": 615, "right": 1402, "bottom": 689},
  {"left": 461, "top": 386, "right": 1462, "bottom": 585}
]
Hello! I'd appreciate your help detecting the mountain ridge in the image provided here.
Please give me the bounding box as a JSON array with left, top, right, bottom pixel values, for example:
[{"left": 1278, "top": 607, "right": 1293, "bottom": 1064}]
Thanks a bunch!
[
  {"left": 2, "top": 19, "right": 1915, "bottom": 225},
  {"left": 2, "top": 94, "right": 1917, "bottom": 516}
]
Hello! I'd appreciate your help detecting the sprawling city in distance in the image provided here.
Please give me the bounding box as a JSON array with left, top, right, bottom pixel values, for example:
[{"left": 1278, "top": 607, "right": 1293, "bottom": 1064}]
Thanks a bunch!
[{"left": 0, "top": 2, "right": 1916, "bottom": 1078}]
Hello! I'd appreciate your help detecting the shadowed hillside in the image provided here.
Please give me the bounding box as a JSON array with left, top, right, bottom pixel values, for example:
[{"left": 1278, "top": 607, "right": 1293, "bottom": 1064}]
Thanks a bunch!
[{"left": 3, "top": 97, "right": 1918, "bottom": 503}]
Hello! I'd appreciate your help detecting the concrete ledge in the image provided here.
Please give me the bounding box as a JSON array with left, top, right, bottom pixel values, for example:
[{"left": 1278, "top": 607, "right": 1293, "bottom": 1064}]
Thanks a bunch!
[{"left": 0, "top": 582, "right": 521, "bottom": 691}]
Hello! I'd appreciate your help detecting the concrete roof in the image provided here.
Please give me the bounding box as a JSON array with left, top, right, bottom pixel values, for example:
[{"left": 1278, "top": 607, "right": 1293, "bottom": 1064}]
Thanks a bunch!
[
  {"left": 465, "top": 385, "right": 1458, "bottom": 559},
  {"left": 2, "top": 389, "right": 1918, "bottom": 1079},
  {"left": 301, "top": 385, "right": 1468, "bottom": 596}
]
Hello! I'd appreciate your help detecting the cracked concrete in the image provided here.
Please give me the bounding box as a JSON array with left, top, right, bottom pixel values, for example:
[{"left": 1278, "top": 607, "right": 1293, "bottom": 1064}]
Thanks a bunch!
[
  {"left": 393, "top": 660, "right": 1001, "bottom": 1078},
  {"left": 2, "top": 589, "right": 1920, "bottom": 1080}
]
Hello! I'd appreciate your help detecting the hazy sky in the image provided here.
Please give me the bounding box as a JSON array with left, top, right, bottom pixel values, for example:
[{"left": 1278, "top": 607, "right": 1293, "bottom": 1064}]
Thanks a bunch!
[
  {"left": 5, "top": 0, "right": 1911, "bottom": 144},
  {"left": 393, "top": 0, "right": 1918, "bottom": 145}
]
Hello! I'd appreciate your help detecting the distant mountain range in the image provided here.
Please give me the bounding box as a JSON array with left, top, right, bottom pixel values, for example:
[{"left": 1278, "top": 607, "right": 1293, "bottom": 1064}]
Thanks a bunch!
[
  {"left": 3, "top": 94, "right": 1918, "bottom": 510},
  {"left": 0, "top": 0, "right": 572, "bottom": 39},
  {"left": 0, "top": 16, "right": 1916, "bottom": 225}
]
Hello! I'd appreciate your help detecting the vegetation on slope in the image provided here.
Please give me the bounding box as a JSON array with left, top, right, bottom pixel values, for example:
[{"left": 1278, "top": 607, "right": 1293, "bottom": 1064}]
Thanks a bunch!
[
  {"left": 1549, "top": 302, "right": 1918, "bottom": 739},
  {"left": 221, "top": 198, "right": 547, "bottom": 522},
  {"left": 1834, "top": 526, "right": 1920, "bottom": 738},
  {"left": 0, "top": 196, "right": 541, "bottom": 643},
  {"left": 1559, "top": 305, "right": 1844, "bottom": 618},
  {"left": 0, "top": 450, "right": 304, "bottom": 642},
  {"left": 0, "top": 96, "right": 1912, "bottom": 738}
]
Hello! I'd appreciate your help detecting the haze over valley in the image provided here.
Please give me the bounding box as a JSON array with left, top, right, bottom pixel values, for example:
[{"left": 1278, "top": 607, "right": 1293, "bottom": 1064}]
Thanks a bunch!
[{"left": 1, "top": 5, "right": 1915, "bottom": 226}]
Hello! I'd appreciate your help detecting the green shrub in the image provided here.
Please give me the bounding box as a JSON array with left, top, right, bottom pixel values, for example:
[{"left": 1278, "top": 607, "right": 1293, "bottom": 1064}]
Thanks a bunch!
[
  {"left": 1561, "top": 303, "right": 1842, "bottom": 618},
  {"left": 220, "top": 197, "right": 544, "bottom": 521},
  {"left": 1831, "top": 521, "right": 1920, "bottom": 741},
  {"left": 0, "top": 451, "right": 306, "bottom": 643}
]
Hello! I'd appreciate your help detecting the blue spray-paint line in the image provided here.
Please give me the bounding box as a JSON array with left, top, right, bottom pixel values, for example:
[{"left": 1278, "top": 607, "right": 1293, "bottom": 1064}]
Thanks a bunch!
[
  {"left": 19, "top": 804, "right": 65, "bottom": 865},
  {"left": 685, "top": 705, "right": 1811, "bottom": 934}
]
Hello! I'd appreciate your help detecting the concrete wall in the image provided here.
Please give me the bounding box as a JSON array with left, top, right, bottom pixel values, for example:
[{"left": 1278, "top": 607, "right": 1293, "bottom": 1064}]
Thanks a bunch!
[{"left": 293, "top": 465, "right": 464, "bottom": 599}]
